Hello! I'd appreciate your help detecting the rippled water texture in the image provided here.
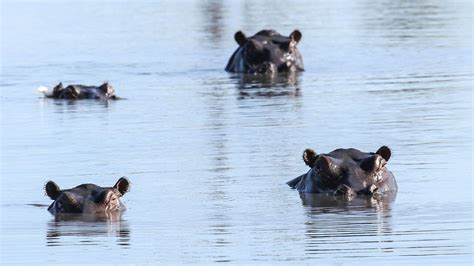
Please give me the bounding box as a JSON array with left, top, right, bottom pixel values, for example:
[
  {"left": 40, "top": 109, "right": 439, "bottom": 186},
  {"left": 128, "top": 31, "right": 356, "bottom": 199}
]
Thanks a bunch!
[{"left": 1, "top": 0, "right": 472, "bottom": 264}]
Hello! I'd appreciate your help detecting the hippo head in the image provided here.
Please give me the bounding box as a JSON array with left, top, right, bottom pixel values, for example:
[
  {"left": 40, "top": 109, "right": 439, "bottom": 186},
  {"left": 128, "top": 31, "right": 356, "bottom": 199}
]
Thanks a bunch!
[
  {"left": 288, "top": 146, "right": 397, "bottom": 198},
  {"left": 45, "top": 177, "right": 130, "bottom": 215},
  {"left": 98, "top": 82, "right": 116, "bottom": 99},
  {"left": 51, "top": 82, "right": 64, "bottom": 98},
  {"left": 225, "top": 29, "right": 304, "bottom": 74},
  {"left": 48, "top": 82, "right": 117, "bottom": 100}
]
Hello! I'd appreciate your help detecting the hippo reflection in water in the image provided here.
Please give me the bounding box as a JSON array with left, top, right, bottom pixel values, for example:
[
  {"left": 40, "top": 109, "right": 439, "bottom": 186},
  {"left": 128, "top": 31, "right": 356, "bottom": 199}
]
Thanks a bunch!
[
  {"left": 234, "top": 72, "right": 301, "bottom": 99},
  {"left": 45, "top": 177, "right": 130, "bottom": 215},
  {"left": 225, "top": 29, "right": 304, "bottom": 74},
  {"left": 38, "top": 82, "right": 118, "bottom": 100},
  {"left": 287, "top": 146, "right": 397, "bottom": 198}
]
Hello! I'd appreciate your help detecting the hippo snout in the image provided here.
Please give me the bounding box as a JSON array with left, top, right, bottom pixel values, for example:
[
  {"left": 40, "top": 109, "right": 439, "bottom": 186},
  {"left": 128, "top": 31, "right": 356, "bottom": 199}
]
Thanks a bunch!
[
  {"left": 355, "top": 184, "right": 379, "bottom": 196},
  {"left": 334, "top": 184, "right": 356, "bottom": 198},
  {"left": 251, "top": 62, "right": 277, "bottom": 74}
]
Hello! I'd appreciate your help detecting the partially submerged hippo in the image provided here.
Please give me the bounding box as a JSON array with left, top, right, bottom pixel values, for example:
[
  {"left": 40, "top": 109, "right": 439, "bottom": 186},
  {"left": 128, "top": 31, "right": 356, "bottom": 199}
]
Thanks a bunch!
[
  {"left": 45, "top": 177, "right": 130, "bottom": 215},
  {"left": 225, "top": 29, "right": 304, "bottom": 74},
  {"left": 38, "top": 82, "right": 118, "bottom": 100},
  {"left": 287, "top": 146, "right": 397, "bottom": 198}
]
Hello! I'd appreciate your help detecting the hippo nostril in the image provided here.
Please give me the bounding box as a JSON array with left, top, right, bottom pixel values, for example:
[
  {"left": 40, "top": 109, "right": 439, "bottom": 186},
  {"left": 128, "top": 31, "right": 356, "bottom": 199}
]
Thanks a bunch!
[
  {"left": 334, "top": 184, "right": 355, "bottom": 198},
  {"left": 280, "top": 42, "right": 290, "bottom": 51},
  {"left": 369, "top": 184, "right": 378, "bottom": 194}
]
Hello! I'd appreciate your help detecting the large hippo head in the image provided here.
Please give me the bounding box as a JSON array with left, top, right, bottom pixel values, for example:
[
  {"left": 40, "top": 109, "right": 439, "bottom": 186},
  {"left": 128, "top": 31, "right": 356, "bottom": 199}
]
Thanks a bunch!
[
  {"left": 225, "top": 29, "right": 304, "bottom": 74},
  {"left": 287, "top": 146, "right": 397, "bottom": 197},
  {"left": 45, "top": 177, "right": 130, "bottom": 215}
]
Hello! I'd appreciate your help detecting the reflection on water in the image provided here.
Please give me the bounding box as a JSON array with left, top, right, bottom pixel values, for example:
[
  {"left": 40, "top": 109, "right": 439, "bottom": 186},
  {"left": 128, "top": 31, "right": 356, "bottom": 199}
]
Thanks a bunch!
[
  {"left": 200, "top": 0, "right": 225, "bottom": 45},
  {"left": 202, "top": 80, "right": 234, "bottom": 263},
  {"left": 299, "top": 192, "right": 396, "bottom": 211},
  {"left": 229, "top": 72, "right": 301, "bottom": 99},
  {"left": 38, "top": 97, "right": 115, "bottom": 114},
  {"left": 46, "top": 212, "right": 130, "bottom": 247},
  {"left": 361, "top": 0, "right": 450, "bottom": 44},
  {"left": 302, "top": 193, "right": 395, "bottom": 258}
]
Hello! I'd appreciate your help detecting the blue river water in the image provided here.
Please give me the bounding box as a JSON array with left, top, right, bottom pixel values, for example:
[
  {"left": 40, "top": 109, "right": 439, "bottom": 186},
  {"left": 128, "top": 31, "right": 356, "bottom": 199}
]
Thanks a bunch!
[{"left": 1, "top": 0, "right": 472, "bottom": 264}]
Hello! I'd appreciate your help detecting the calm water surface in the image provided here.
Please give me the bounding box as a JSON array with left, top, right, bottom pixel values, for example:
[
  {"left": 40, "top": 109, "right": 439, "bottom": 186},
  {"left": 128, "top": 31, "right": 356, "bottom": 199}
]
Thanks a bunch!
[{"left": 1, "top": 0, "right": 472, "bottom": 264}]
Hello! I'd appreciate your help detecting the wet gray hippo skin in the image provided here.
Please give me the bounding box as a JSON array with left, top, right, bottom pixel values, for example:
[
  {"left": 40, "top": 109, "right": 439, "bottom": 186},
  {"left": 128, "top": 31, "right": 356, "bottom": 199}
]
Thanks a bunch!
[
  {"left": 43, "top": 82, "right": 118, "bottom": 100},
  {"left": 225, "top": 29, "right": 304, "bottom": 74},
  {"left": 287, "top": 146, "right": 397, "bottom": 197},
  {"left": 45, "top": 177, "right": 130, "bottom": 215}
]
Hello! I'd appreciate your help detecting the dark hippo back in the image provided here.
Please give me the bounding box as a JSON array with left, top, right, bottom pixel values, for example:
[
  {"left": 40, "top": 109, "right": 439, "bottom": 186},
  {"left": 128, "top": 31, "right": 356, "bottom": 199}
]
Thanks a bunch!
[{"left": 225, "top": 29, "right": 304, "bottom": 74}]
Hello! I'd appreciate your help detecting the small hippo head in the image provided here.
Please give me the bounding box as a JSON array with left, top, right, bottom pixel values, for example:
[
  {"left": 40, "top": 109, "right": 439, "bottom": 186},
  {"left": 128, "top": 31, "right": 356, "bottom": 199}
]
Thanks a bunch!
[
  {"left": 288, "top": 146, "right": 397, "bottom": 198},
  {"left": 225, "top": 29, "right": 304, "bottom": 74},
  {"left": 45, "top": 177, "right": 130, "bottom": 215},
  {"left": 98, "top": 82, "right": 116, "bottom": 99},
  {"left": 47, "top": 82, "right": 118, "bottom": 100},
  {"left": 51, "top": 82, "right": 64, "bottom": 98}
]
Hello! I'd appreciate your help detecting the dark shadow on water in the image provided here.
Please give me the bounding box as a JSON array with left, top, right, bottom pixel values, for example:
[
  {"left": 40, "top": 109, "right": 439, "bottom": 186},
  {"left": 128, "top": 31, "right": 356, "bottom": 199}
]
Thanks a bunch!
[
  {"left": 46, "top": 212, "right": 130, "bottom": 247},
  {"left": 229, "top": 72, "right": 302, "bottom": 99},
  {"left": 300, "top": 192, "right": 397, "bottom": 258},
  {"left": 27, "top": 203, "right": 50, "bottom": 208}
]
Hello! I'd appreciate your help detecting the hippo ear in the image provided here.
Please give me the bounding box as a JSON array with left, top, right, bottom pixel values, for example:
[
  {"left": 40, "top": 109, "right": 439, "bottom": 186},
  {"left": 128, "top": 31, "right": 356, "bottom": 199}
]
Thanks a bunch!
[
  {"left": 376, "top": 146, "right": 391, "bottom": 162},
  {"left": 234, "top": 31, "right": 247, "bottom": 46},
  {"left": 303, "top": 149, "right": 318, "bottom": 168},
  {"left": 45, "top": 181, "right": 61, "bottom": 200},
  {"left": 114, "top": 177, "right": 130, "bottom": 196},
  {"left": 99, "top": 82, "right": 112, "bottom": 93},
  {"left": 99, "top": 82, "right": 108, "bottom": 90},
  {"left": 290, "top": 30, "right": 302, "bottom": 44},
  {"left": 53, "top": 82, "right": 64, "bottom": 91}
]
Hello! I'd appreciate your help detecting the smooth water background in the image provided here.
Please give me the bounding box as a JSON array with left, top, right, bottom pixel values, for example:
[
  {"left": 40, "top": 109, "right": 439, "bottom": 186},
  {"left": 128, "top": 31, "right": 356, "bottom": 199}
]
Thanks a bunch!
[{"left": 1, "top": 0, "right": 472, "bottom": 264}]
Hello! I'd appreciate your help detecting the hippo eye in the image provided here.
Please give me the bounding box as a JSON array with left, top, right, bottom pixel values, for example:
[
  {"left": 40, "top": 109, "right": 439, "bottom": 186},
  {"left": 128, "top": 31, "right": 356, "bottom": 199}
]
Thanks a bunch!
[{"left": 279, "top": 42, "right": 290, "bottom": 51}]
